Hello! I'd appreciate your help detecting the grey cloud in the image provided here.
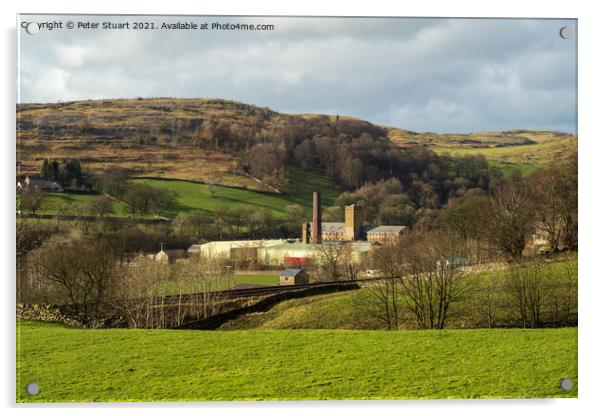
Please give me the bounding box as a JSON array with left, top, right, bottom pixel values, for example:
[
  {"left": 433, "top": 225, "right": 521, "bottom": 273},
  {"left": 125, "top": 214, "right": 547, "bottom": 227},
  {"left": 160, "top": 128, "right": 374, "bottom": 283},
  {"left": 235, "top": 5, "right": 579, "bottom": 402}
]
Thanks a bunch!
[{"left": 18, "top": 15, "right": 577, "bottom": 133}]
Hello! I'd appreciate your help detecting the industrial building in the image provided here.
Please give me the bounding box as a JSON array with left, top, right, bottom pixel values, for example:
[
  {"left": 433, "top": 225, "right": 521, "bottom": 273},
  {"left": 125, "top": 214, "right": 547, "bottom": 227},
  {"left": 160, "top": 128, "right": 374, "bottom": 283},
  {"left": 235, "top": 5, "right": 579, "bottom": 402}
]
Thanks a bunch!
[
  {"left": 191, "top": 239, "right": 372, "bottom": 267},
  {"left": 301, "top": 192, "right": 406, "bottom": 244},
  {"left": 188, "top": 239, "right": 288, "bottom": 262},
  {"left": 189, "top": 191, "right": 406, "bottom": 267}
]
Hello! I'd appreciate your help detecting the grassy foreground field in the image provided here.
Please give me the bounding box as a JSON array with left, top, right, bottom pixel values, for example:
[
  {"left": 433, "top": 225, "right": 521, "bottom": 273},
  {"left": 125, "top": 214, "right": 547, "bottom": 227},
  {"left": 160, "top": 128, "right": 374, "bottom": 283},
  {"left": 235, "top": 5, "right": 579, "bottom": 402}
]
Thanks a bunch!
[{"left": 17, "top": 321, "right": 576, "bottom": 401}]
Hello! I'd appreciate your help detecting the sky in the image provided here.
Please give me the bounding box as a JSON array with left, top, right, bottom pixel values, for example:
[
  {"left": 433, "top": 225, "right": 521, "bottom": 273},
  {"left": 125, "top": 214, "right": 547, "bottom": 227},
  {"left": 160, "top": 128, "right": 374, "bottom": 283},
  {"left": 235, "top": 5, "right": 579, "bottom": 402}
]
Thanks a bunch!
[{"left": 18, "top": 16, "right": 577, "bottom": 133}]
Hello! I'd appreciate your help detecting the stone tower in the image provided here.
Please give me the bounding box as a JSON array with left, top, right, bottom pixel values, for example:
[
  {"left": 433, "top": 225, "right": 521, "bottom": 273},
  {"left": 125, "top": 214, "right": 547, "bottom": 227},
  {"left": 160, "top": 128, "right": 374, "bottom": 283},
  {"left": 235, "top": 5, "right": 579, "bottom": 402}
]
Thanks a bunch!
[{"left": 344, "top": 204, "right": 363, "bottom": 241}]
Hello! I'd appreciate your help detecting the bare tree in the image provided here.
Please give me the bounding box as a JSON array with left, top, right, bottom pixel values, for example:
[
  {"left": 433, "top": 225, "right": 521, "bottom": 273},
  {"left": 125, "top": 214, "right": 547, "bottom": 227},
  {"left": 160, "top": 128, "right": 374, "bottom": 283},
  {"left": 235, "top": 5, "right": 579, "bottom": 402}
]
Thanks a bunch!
[
  {"left": 283, "top": 204, "right": 306, "bottom": 232},
  {"left": 207, "top": 175, "right": 220, "bottom": 198},
  {"left": 171, "top": 258, "right": 235, "bottom": 322},
  {"left": 483, "top": 181, "right": 534, "bottom": 259},
  {"left": 528, "top": 151, "right": 578, "bottom": 252},
  {"left": 314, "top": 243, "right": 350, "bottom": 282},
  {"left": 480, "top": 272, "right": 501, "bottom": 328},
  {"left": 18, "top": 187, "right": 45, "bottom": 216},
  {"left": 398, "top": 231, "right": 467, "bottom": 330},
  {"left": 173, "top": 210, "right": 210, "bottom": 239},
  {"left": 357, "top": 243, "right": 404, "bottom": 330},
  {"left": 110, "top": 259, "right": 170, "bottom": 328},
  {"left": 504, "top": 260, "right": 551, "bottom": 328},
  {"left": 38, "top": 239, "right": 117, "bottom": 321},
  {"left": 87, "top": 195, "right": 114, "bottom": 218},
  {"left": 16, "top": 221, "right": 60, "bottom": 303}
]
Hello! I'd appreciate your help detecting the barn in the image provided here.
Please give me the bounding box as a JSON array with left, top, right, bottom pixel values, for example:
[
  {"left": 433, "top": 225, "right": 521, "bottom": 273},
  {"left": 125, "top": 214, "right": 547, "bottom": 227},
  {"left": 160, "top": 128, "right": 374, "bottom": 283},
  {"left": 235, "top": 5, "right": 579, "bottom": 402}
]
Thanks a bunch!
[{"left": 279, "top": 268, "right": 310, "bottom": 286}]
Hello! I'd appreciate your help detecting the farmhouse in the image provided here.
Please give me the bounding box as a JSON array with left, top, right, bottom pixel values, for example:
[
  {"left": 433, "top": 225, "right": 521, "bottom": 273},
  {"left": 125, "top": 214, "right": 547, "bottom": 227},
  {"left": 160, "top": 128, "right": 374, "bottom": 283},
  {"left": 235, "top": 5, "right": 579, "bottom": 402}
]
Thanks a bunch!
[
  {"left": 279, "top": 268, "right": 309, "bottom": 286},
  {"left": 18, "top": 175, "right": 63, "bottom": 192}
]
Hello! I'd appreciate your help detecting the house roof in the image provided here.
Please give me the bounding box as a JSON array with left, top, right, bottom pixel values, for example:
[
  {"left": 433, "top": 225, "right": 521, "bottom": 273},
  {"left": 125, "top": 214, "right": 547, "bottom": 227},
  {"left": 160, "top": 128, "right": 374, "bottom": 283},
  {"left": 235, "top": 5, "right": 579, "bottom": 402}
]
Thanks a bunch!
[
  {"left": 281, "top": 268, "right": 304, "bottom": 277},
  {"left": 310, "top": 222, "right": 346, "bottom": 233},
  {"left": 365, "top": 225, "right": 406, "bottom": 234},
  {"left": 198, "top": 239, "right": 288, "bottom": 249},
  {"left": 158, "top": 249, "right": 186, "bottom": 257}
]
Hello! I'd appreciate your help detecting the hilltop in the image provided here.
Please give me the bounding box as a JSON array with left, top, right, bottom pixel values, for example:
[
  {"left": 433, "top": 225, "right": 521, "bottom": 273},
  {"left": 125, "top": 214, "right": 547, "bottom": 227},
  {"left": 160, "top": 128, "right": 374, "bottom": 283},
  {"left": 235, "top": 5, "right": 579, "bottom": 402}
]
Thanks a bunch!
[
  {"left": 17, "top": 98, "right": 576, "bottom": 188},
  {"left": 387, "top": 127, "right": 576, "bottom": 173},
  {"left": 16, "top": 98, "right": 382, "bottom": 191}
]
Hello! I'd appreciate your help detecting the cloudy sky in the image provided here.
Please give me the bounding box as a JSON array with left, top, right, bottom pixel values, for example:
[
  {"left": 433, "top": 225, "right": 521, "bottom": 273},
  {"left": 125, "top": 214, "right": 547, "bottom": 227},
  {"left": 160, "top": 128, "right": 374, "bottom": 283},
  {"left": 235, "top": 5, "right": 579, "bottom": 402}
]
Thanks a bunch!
[{"left": 18, "top": 16, "right": 577, "bottom": 133}]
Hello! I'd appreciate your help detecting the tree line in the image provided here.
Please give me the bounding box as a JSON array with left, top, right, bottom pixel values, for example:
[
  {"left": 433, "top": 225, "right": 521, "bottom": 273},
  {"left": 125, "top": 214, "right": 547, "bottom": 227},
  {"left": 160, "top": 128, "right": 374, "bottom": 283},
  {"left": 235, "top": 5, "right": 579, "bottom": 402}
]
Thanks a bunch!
[
  {"left": 360, "top": 231, "right": 577, "bottom": 331},
  {"left": 16, "top": 226, "right": 234, "bottom": 328}
]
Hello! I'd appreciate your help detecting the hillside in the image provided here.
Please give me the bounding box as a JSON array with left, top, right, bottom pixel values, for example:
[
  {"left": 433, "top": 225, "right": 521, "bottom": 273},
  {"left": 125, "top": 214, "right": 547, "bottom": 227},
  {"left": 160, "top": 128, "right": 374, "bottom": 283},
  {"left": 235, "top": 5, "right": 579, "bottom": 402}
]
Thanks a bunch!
[
  {"left": 17, "top": 320, "right": 577, "bottom": 401},
  {"left": 16, "top": 98, "right": 381, "bottom": 190},
  {"left": 132, "top": 167, "right": 340, "bottom": 219},
  {"left": 387, "top": 127, "right": 577, "bottom": 172},
  {"left": 17, "top": 98, "right": 575, "bottom": 189},
  {"left": 23, "top": 167, "right": 340, "bottom": 221},
  {"left": 222, "top": 258, "right": 577, "bottom": 331}
]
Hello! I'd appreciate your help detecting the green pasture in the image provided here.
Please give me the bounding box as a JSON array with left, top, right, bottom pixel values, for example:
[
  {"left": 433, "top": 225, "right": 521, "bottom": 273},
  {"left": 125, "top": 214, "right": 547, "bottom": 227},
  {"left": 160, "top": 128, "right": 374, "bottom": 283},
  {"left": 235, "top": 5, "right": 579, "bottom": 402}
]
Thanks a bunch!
[{"left": 17, "top": 321, "right": 577, "bottom": 401}]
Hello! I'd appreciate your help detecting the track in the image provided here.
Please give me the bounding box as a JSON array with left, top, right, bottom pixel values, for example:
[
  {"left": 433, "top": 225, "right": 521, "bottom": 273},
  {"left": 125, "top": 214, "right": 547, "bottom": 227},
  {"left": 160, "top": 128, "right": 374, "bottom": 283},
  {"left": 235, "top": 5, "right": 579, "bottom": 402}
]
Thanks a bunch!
[{"left": 157, "top": 277, "right": 399, "bottom": 305}]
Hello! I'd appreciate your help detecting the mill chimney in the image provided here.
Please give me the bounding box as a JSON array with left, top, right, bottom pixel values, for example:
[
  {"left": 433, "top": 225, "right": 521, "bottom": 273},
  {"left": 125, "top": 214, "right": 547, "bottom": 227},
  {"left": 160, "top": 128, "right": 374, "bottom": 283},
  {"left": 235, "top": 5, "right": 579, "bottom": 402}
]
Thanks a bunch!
[{"left": 312, "top": 191, "right": 322, "bottom": 244}]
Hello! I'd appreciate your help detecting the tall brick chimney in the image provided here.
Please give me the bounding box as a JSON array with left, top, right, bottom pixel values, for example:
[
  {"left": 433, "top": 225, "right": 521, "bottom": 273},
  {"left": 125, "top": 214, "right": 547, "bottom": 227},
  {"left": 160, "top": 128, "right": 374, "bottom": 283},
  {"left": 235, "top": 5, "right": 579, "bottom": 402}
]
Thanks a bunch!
[{"left": 312, "top": 191, "right": 322, "bottom": 244}]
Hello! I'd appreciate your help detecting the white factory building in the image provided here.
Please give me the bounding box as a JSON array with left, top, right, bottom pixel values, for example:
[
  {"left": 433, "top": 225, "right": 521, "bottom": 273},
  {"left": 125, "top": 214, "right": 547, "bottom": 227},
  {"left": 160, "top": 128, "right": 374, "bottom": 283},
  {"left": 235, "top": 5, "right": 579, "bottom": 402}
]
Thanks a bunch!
[{"left": 189, "top": 239, "right": 373, "bottom": 267}]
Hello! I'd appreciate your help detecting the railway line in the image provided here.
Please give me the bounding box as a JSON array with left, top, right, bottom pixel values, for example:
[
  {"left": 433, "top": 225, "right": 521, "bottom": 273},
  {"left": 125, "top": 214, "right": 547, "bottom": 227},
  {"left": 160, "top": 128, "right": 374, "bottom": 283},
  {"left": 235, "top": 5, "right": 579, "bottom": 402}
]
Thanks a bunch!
[{"left": 155, "top": 276, "right": 403, "bottom": 305}]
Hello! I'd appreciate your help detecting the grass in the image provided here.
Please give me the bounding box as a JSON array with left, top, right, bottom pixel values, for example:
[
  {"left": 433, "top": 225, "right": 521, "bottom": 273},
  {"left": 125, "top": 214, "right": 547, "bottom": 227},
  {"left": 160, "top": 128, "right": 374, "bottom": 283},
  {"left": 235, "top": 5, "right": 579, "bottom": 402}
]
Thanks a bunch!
[
  {"left": 221, "top": 290, "right": 374, "bottom": 330},
  {"left": 157, "top": 273, "right": 279, "bottom": 295},
  {"left": 431, "top": 136, "right": 576, "bottom": 174},
  {"left": 133, "top": 168, "right": 341, "bottom": 219},
  {"left": 38, "top": 193, "right": 132, "bottom": 218},
  {"left": 17, "top": 167, "right": 341, "bottom": 221},
  {"left": 485, "top": 159, "right": 539, "bottom": 176},
  {"left": 235, "top": 273, "right": 279, "bottom": 286},
  {"left": 223, "top": 257, "right": 578, "bottom": 331},
  {"left": 387, "top": 127, "right": 576, "bottom": 176},
  {"left": 17, "top": 320, "right": 577, "bottom": 401}
]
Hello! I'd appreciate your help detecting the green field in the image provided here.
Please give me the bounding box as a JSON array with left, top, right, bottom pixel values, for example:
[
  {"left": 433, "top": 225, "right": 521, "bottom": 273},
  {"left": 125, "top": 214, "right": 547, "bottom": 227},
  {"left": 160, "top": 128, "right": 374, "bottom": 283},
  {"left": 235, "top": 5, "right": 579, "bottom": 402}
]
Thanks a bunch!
[
  {"left": 133, "top": 167, "right": 341, "bottom": 219},
  {"left": 38, "top": 193, "right": 132, "bottom": 217},
  {"left": 17, "top": 320, "right": 577, "bottom": 401},
  {"left": 234, "top": 273, "right": 279, "bottom": 286},
  {"left": 157, "top": 273, "right": 279, "bottom": 295},
  {"left": 19, "top": 167, "right": 341, "bottom": 220}
]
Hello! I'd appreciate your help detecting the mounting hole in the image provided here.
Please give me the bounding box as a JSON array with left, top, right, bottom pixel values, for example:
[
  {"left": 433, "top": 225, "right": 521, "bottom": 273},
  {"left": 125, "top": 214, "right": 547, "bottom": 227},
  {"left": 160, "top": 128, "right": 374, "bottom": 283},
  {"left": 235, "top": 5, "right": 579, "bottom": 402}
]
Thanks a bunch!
[
  {"left": 559, "top": 26, "right": 572, "bottom": 39},
  {"left": 25, "top": 22, "right": 39, "bottom": 35},
  {"left": 559, "top": 378, "right": 573, "bottom": 391},
  {"left": 26, "top": 383, "right": 40, "bottom": 395}
]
